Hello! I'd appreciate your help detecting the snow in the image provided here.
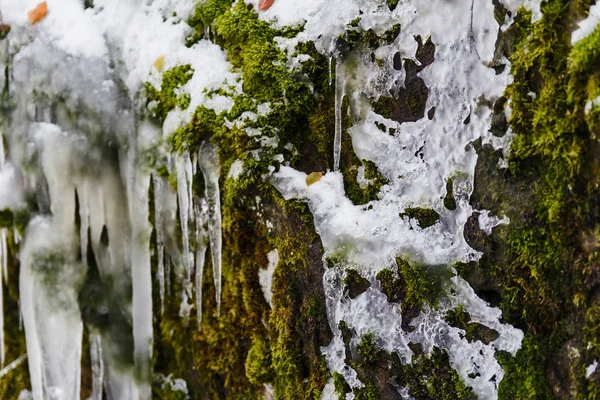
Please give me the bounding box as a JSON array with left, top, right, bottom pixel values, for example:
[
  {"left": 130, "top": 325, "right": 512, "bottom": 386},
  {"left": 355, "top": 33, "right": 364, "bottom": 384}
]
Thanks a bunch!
[
  {"left": 572, "top": 3, "right": 600, "bottom": 44},
  {"left": 586, "top": 359, "right": 598, "bottom": 378},
  {"left": 259, "top": 249, "right": 279, "bottom": 308},
  {"left": 478, "top": 210, "right": 510, "bottom": 236},
  {"left": 227, "top": 159, "right": 244, "bottom": 180}
]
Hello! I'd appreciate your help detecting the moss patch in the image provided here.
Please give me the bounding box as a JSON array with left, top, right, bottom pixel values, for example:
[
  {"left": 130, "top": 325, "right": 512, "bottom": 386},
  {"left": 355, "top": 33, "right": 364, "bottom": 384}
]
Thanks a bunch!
[
  {"left": 145, "top": 64, "right": 193, "bottom": 123},
  {"left": 400, "top": 207, "right": 440, "bottom": 229}
]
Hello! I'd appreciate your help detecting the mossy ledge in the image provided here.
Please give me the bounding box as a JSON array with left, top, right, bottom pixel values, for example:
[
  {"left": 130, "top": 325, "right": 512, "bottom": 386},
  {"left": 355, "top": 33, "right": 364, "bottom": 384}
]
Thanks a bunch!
[{"left": 463, "top": 2, "right": 600, "bottom": 398}]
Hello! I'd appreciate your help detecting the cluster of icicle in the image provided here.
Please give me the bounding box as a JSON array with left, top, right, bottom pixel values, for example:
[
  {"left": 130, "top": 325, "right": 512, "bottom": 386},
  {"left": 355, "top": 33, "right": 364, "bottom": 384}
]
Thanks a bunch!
[{"left": 0, "top": 12, "right": 223, "bottom": 400}]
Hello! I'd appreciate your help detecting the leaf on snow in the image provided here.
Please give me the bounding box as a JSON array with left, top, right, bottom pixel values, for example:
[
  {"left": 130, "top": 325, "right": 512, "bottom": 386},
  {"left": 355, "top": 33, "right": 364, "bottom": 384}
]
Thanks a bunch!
[
  {"left": 306, "top": 172, "right": 323, "bottom": 186},
  {"left": 28, "top": 2, "right": 47, "bottom": 25},
  {"left": 258, "top": 0, "right": 275, "bottom": 12},
  {"left": 154, "top": 55, "right": 166, "bottom": 72}
]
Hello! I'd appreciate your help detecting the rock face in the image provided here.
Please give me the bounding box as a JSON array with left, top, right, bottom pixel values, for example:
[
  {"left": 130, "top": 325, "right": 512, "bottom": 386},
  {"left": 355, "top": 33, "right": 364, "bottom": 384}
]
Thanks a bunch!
[{"left": 0, "top": 1, "right": 599, "bottom": 399}]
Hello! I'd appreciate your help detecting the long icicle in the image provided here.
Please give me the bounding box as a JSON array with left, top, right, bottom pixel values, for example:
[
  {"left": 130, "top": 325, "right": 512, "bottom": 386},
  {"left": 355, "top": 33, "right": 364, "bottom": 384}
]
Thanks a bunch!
[
  {"left": 0, "top": 230, "right": 4, "bottom": 369},
  {"left": 176, "top": 154, "right": 193, "bottom": 281},
  {"left": 333, "top": 58, "right": 344, "bottom": 171},
  {"left": 194, "top": 198, "right": 208, "bottom": 328},
  {"left": 89, "top": 331, "right": 104, "bottom": 400},
  {"left": 198, "top": 142, "right": 222, "bottom": 315},
  {"left": 152, "top": 175, "right": 165, "bottom": 314}
]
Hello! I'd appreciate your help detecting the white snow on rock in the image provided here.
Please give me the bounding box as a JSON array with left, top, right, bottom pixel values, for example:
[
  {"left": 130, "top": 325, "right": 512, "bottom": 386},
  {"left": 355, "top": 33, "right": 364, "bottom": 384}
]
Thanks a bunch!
[
  {"left": 572, "top": 3, "right": 600, "bottom": 44},
  {"left": 586, "top": 359, "right": 598, "bottom": 378},
  {"left": 259, "top": 249, "right": 279, "bottom": 308},
  {"left": 268, "top": 0, "right": 536, "bottom": 398}
]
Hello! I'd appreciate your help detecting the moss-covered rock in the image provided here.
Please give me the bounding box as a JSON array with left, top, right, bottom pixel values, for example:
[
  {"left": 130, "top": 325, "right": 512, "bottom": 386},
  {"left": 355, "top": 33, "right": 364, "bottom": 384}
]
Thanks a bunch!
[
  {"left": 400, "top": 207, "right": 440, "bottom": 229},
  {"left": 391, "top": 347, "right": 475, "bottom": 400},
  {"left": 343, "top": 269, "right": 370, "bottom": 299}
]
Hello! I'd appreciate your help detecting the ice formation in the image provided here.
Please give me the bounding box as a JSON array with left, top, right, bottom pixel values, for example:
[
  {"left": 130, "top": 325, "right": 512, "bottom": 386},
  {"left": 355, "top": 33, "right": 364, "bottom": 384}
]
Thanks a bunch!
[
  {"left": 0, "top": 0, "right": 553, "bottom": 398},
  {"left": 0, "top": 0, "right": 227, "bottom": 398}
]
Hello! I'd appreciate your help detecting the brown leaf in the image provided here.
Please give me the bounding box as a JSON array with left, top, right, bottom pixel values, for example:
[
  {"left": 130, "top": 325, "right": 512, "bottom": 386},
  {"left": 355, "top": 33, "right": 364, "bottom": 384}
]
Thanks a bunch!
[
  {"left": 154, "top": 55, "right": 166, "bottom": 72},
  {"left": 258, "top": 0, "right": 275, "bottom": 11},
  {"left": 28, "top": 2, "right": 47, "bottom": 25},
  {"left": 0, "top": 24, "right": 11, "bottom": 40},
  {"left": 306, "top": 172, "right": 323, "bottom": 186}
]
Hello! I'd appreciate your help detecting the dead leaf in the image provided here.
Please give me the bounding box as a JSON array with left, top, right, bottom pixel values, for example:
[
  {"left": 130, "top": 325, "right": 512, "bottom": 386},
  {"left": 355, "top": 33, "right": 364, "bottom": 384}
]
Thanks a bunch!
[
  {"left": 28, "top": 2, "right": 47, "bottom": 25},
  {"left": 154, "top": 55, "right": 166, "bottom": 72},
  {"left": 258, "top": 0, "right": 275, "bottom": 11},
  {"left": 306, "top": 172, "right": 323, "bottom": 186},
  {"left": 0, "top": 24, "right": 11, "bottom": 40}
]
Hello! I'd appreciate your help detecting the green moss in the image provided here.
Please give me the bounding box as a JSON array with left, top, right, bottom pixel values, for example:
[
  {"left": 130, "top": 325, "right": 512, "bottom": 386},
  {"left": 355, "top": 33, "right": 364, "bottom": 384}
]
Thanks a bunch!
[
  {"left": 354, "top": 382, "right": 380, "bottom": 400},
  {"left": 145, "top": 64, "right": 194, "bottom": 123},
  {"left": 569, "top": 24, "right": 600, "bottom": 75},
  {"left": 376, "top": 268, "right": 402, "bottom": 303},
  {"left": 496, "top": 336, "right": 554, "bottom": 399},
  {"left": 396, "top": 257, "right": 445, "bottom": 311},
  {"left": 386, "top": 0, "right": 400, "bottom": 12},
  {"left": 444, "top": 179, "right": 457, "bottom": 210},
  {"left": 457, "top": 2, "right": 600, "bottom": 398},
  {"left": 444, "top": 304, "right": 499, "bottom": 345},
  {"left": 400, "top": 207, "right": 440, "bottom": 229},
  {"left": 245, "top": 335, "right": 274, "bottom": 385},
  {"left": 0, "top": 208, "right": 13, "bottom": 227},
  {"left": 333, "top": 372, "right": 351, "bottom": 398},
  {"left": 357, "top": 333, "right": 385, "bottom": 368},
  {"left": 392, "top": 347, "right": 475, "bottom": 399},
  {"left": 340, "top": 95, "right": 389, "bottom": 205},
  {"left": 343, "top": 269, "right": 370, "bottom": 299}
]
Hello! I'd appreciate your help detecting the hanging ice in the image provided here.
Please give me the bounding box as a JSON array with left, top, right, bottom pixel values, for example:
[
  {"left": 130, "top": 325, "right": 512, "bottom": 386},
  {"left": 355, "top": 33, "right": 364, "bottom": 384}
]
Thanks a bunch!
[
  {"left": 153, "top": 175, "right": 166, "bottom": 314},
  {"left": 194, "top": 198, "right": 209, "bottom": 327},
  {"left": 333, "top": 59, "right": 344, "bottom": 172},
  {"left": 198, "top": 142, "right": 223, "bottom": 315},
  {"left": 89, "top": 331, "right": 104, "bottom": 400},
  {"left": 176, "top": 153, "right": 194, "bottom": 281},
  {"left": 0, "top": 229, "right": 4, "bottom": 369}
]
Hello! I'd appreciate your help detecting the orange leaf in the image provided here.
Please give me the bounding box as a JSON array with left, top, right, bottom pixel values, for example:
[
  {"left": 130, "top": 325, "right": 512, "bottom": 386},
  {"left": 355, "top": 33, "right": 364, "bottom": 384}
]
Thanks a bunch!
[
  {"left": 28, "top": 2, "right": 47, "bottom": 25},
  {"left": 306, "top": 172, "right": 323, "bottom": 186},
  {"left": 258, "top": 0, "right": 275, "bottom": 11}
]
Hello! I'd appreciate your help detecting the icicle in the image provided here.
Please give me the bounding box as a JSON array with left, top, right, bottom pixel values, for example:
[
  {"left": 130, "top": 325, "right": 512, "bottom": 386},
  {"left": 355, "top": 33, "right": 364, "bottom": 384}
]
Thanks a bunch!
[
  {"left": 198, "top": 142, "right": 222, "bottom": 315},
  {"left": 192, "top": 153, "right": 198, "bottom": 176},
  {"left": 0, "top": 235, "right": 3, "bottom": 369},
  {"left": 166, "top": 256, "right": 171, "bottom": 297},
  {"left": 13, "top": 228, "right": 21, "bottom": 245},
  {"left": 1, "top": 228, "right": 6, "bottom": 284},
  {"left": 89, "top": 331, "right": 104, "bottom": 400},
  {"left": 0, "top": 354, "right": 27, "bottom": 378},
  {"left": 78, "top": 187, "right": 90, "bottom": 263},
  {"left": 176, "top": 155, "right": 193, "bottom": 281},
  {"left": 333, "top": 59, "right": 344, "bottom": 171},
  {"left": 0, "top": 130, "right": 4, "bottom": 166},
  {"left": 185, "top": 155, "right": 194, "bottom": 224},
  {"left": 127, "top": 122, "right": 155, "bottom": 400},
  {"left": 0, "top": 228, "right": 6, "bottom": 369},
  {"left": 194, "top": 198, "right": 208, "bottom": 328},
  {"left": 328, "top": 56, "right": 333, "bottom": 87},
  {"left": 153, "top": 175, "right": 165, "bottom": 315}
]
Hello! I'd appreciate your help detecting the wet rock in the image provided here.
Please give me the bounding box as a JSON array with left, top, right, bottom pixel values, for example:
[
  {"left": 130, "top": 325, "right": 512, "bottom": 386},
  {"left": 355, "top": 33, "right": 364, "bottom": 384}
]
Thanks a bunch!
[{"left": 343, "top": 269, "right": 370, "bottom": 299}]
